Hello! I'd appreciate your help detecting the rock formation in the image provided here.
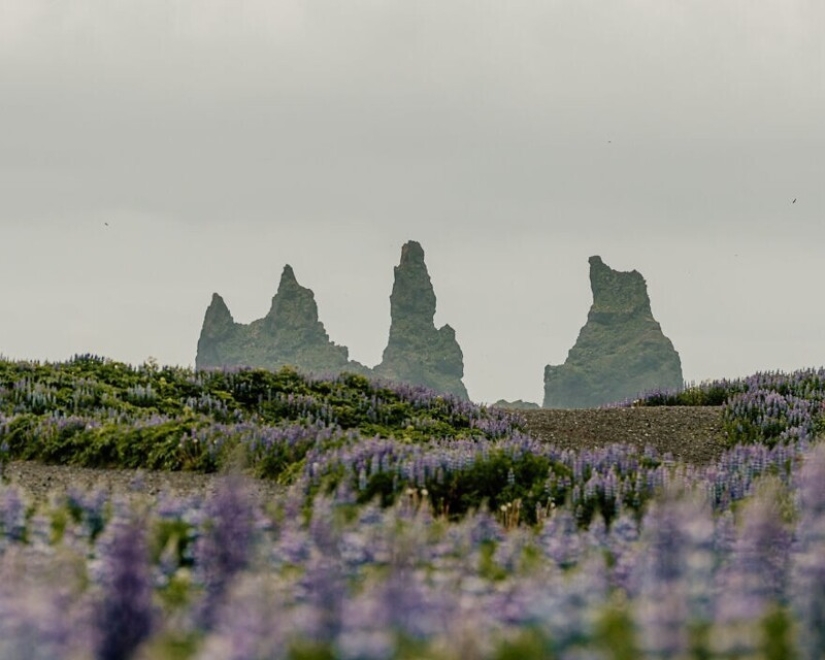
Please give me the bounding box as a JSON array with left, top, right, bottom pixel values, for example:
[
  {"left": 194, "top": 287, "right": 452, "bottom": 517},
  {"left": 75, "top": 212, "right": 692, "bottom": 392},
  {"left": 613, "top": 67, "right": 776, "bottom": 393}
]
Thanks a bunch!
[
  {"left": 196, "top": 265, "right": 366, "bottom": 375},
  {"left": 373, "top": 241, "right": 469, "bottom": 399},
  {"left": 195, "top": 293, "right": 239, "bottom": 369},
  {"left": 492, "top": 399, "right": 540, "bottom": 410},
  {"left": 195, "top": 244, "right": 468, "bottom": 398},
  {"left": 543, "top": 256, "right": 683, "bottom": 408}
]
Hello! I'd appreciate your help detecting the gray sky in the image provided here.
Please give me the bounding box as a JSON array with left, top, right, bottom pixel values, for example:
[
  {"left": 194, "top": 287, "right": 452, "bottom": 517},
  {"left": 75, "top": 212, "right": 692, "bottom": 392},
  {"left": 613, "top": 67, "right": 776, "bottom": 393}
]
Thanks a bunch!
[{"left": 1, "top": 0, "right": 823, "bottom": 403}]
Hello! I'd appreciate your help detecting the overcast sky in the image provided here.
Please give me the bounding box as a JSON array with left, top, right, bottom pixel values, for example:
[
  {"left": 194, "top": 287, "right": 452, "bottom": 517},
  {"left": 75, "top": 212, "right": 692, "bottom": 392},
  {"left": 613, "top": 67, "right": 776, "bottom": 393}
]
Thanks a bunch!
[{"left": 1, "top": 0, "right": 823, "bottom": 403}]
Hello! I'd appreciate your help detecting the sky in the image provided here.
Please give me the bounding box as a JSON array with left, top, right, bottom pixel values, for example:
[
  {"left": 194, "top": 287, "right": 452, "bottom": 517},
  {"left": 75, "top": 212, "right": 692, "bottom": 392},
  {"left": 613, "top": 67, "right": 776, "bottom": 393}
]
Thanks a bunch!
[{"left": 1, "top": 0, "right": 823, "bottom": 404}]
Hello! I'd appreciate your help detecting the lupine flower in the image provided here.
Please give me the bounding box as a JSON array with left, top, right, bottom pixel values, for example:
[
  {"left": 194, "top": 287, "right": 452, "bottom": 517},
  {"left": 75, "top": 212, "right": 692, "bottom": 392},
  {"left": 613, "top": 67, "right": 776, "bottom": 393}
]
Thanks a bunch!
[
  {"left": 94, "top": 514, "right": 155, "bottom": 660},
  {"left": 1, "top": 486, "right": 27, "bottom": 546},
  {"left": 195, "top": 574, "right": 288, "bottom": 660},
  {"left": 713, "top": 479, "right": 792, "bottom": 657},
  {"left": 0, "top": 587, "right": 74, "bottom": 660},
  {"left": 194, "top": 476, "right": 257, "bottom": 630},
  {"left": 634, "top": 485, "right": 715, "bottom": 658},
  {"left": 792, "top": 443, "right": 825, "bottom": 660}
]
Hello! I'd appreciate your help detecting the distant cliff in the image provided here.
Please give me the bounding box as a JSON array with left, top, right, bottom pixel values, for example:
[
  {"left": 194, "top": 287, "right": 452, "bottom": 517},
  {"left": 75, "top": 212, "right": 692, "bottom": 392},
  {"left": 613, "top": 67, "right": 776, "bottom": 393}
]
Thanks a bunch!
[
  {"left": 195, "top": 242, "right": 469, "bottom": 398},
  {"left": 543, "top": 256, "right": 683, "bottom": 408}
]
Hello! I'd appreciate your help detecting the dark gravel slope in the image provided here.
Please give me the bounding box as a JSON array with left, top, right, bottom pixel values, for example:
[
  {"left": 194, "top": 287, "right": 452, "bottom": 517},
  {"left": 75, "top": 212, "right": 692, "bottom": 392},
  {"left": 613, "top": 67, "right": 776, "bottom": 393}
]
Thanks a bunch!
[{"left": 521, "top": 406, "right": 727, "bottom": 464}]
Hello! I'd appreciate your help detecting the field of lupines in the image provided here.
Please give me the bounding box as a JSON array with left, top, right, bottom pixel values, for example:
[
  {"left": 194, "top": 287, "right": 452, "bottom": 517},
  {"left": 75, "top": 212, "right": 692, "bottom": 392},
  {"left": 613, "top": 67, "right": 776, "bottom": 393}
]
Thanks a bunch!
[{"left": 1, "top": 355, "right": 825, "bottom": 659}]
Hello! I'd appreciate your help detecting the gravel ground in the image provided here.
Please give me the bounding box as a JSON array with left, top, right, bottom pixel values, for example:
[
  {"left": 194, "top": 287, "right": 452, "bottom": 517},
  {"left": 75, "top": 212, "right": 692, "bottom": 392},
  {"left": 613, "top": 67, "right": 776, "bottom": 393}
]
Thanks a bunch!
[
  {"left": 521, "top": 406, "right": 728, "bottom": 464},
  {"left": 0, "top": 462, "right": 286, "bottom": 503},
  {"left": 2, "top": 406, "right": 728, "bottom": 501}
]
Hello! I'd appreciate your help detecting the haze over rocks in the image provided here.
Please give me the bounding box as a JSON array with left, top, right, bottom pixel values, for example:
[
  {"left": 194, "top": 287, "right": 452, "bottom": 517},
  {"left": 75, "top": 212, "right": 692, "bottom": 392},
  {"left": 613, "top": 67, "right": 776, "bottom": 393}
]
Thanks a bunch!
[
  {"left": 373, "top": 241, "right": 468, "bottom": 399},
  {"left": 197, "top": 247, "right": 684, "bottom": 406},
  {"left": 196, "top": 265, "right": 365, "bottom": 375},
  {"left": 543, "top": 256, "right": 683, "bottom": 408},
  {"left": 196, "top": 241, "right": 469, "bottom": 398}
]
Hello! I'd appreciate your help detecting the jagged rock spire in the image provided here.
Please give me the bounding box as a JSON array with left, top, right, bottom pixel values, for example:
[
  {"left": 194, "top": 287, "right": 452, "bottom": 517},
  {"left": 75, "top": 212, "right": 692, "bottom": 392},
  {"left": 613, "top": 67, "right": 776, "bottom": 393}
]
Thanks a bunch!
[
  {"left": 195, "top": 242, "right": 467, "bottom": 398},
  {"left": 265, "top": 265, "right": 329, "bottom": 344},
  {"left": 375, "top": 240, "right": 468, "bottom": 399},
  {"left": 587, "top": 256, "right": 652, "bottom": 321},
  {"left": 543, "top": 256, "right": 683, "bottom": 408},
  {"left": 195, "top": 266, "right": 359, "bottom": 375},
  {"left": 389, "top": 241, "right": 437, "bottom": 327},
  {"left": 195, "top": 293, "right": 237, "bottom": 369}
]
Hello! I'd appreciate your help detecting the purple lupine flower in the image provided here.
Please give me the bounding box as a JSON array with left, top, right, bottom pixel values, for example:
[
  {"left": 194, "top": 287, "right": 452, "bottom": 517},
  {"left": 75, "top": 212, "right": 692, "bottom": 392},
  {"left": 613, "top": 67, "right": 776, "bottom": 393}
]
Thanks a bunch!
[
  {"left": 538, "top": 509, "right": 582, "bottom": 570},
  {"left": 94, "top": 514, "right": 155, "bottom": 660},
  {"left": 605, "top": 509, "right": 640, "bottom": 593},
  {"left": 1, "top": 486, "right": 27, "bottom": 545},
  {"left": 792, "top": 444, "right": 825, "bottom": 660},
  {"left": 194, "top": 476, "right": 257, "bottom": 630},
  {"left": 338, "top": 590, "right": 396, "bottom": 660},
  {"left": 635, "top": 497, "right": 688, "bottom": 656},
  {"left": 467, "top": 509, "right": 504, "bottom": 546},
  {"left": 71, "top": 487, "right": 111, "bottom": 542},
  {"left": 376, "top": 565, "right": 440, "bottom": 640},
  {"left": 195, "top": 575, "right": 288, "bottom": 660},
  {"left": 520, "top": 553, "right": 608, "bottom": 653},
  {"left": 713, "top": 509, "right": 737, "bottom": 568},
  {"left": 0, "top": 587, "right": 75, "bottom": 660},
  {"left": 634, "top": 486, "right": 716, "bottom": 658},
  {"left": 713, "top": 481, "right": 792, "bottom": 657},
  {"left": 298, "top": 555, "right": 347, "bottom": 644},
  {"left": 309, "top": 494, "right": 342, "bottom": 557}
]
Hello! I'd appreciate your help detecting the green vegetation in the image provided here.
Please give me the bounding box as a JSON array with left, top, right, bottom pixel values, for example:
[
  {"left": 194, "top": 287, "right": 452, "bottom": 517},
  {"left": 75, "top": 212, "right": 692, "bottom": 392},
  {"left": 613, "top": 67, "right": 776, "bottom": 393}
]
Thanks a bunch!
[
  {"left": 2, "top": 356, "right": 824, "bottom": 529},
  {"left": 0, "top": 354, "right": 515, "bottom": 478}
]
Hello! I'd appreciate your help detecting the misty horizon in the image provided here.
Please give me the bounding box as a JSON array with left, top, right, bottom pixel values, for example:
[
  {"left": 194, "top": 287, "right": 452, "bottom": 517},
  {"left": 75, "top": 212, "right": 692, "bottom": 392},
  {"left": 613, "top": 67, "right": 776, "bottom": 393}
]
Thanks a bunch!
[
  {"left": 3, "top": 228, "right": 822, "bottom": 404},
  {"left": 2, "top": 1, "right": 822, "bottom": 403}
]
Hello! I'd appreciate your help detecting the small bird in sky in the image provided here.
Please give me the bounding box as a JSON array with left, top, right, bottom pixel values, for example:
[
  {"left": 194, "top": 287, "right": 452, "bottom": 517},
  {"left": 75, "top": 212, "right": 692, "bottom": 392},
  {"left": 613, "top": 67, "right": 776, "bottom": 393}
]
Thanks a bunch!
[
  {"left": 104, "top": 222, "right": 109, "bottom": 227},
  {"left": 792, "top": 198, "right": 797, "bottom": 204}
]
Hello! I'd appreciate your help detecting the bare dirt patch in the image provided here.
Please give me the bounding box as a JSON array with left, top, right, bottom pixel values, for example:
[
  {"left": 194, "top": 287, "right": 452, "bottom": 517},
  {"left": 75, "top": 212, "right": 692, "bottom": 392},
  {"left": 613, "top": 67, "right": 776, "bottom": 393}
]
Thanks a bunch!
[
  {"left": 1, "top": 462, "right": 286, "bottom": 503},
  {"left": 520, "top": 406, "right": 727, "bottom": 464}
]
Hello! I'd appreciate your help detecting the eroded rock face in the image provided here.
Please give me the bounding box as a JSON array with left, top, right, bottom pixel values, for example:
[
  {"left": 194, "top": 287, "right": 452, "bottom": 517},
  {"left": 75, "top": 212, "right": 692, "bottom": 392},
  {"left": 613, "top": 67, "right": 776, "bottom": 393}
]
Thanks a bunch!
[
  {"left": 195, "top": 293, "right": 238, "bottom": 369},
  {"left": 373, "top": 241, "right": 469, "bottom": 399},
  {"left": 195, "top": 245, "right": 467, "bottom": 398},
  {"left": 196, "top": 265, "right": 364, "bottom": 375},
  {"left": 543, "top": 256, "right": 683, "bottom": 408}
]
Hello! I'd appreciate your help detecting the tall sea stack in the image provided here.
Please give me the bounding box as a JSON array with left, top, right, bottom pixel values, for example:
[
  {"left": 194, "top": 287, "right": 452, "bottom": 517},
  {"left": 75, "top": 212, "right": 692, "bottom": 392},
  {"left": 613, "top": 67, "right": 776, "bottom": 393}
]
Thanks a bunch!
[
  {"left": 543, "top": 256, "right": 683, "bottom": 408},
  {"left": 373, "top": 241, "right": 469, "bottom": 399}
]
